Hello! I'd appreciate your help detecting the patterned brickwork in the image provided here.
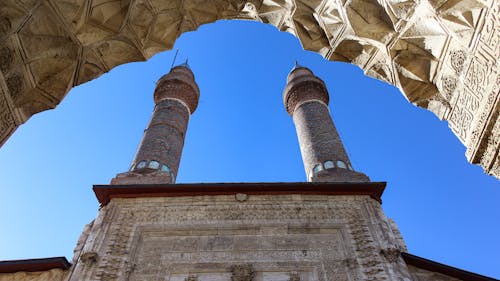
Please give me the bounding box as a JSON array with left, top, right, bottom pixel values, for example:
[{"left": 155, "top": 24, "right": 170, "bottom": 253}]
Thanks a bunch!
[
  {"left": 111, "top": 66, "right": 199, "bottom": 184},
  {"left": 284, "top": 67, "right": 370, "bottom": 182},
  {"left": 155, "top": 66, "right": 200, "bottom": 114}
]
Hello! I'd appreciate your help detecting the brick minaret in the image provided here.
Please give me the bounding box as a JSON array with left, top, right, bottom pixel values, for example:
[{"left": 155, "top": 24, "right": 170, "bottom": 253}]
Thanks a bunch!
[
  {"left": 111, "top": 63, "right": 199, "bottom": 184},
  {"left": 283, "top": 64, "right": 369, "bottom": 182}
]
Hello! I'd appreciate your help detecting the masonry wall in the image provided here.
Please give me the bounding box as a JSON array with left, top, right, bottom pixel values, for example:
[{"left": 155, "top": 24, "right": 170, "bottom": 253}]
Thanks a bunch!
[{"left": 69, "top": 194, "right": 412, "bottom": 281}]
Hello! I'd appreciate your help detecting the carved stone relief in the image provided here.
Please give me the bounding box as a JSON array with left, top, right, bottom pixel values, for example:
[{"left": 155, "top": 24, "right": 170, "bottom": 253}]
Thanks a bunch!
[
  {"left": 0, "top": 89, "right": 15, "bottom": 143},
  {"left": 0, "top": 0, "right": 498, "bottom": 178},
  {"left": 230, "top": 264, "right": 255, "bottom": 281},
  {"left": 185, "top": 275, "right": 198, "bottom": 281},
  {"left": 288, "top": 272, "right": 301, "bottom": 281},
  {"left": 67, "top": 194, "right": 411, "bottom": 281}
]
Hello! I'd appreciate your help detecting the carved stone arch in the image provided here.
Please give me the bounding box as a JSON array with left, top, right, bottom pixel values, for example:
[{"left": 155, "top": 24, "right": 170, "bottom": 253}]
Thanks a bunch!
[{"left": 0, "top": 0, "right": 498, "bottom": 178}]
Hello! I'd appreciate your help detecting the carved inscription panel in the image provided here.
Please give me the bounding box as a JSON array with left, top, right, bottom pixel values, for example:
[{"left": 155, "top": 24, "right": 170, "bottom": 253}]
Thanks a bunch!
[
  {"left": 458, "top": 1, "right": 500, "bottom": 172},
  {"left": 129, "top": 226, "right": 341, "bottom": 281}
]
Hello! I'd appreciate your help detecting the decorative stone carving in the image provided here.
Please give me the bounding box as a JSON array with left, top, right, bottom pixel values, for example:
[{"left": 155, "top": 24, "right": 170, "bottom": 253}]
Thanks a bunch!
[
  {"left": 0, "top": 88, "right": 16, "bottom": 146},
  {"left": 5, "top": 74, "right": 23, "bottom": 100},
  {"left": 185, "top": 275, "right": 198, "bottom": 281},
  {"left": 230, "top": 264, "right": 255, "bottom": 281},
  {"left": 380, "top": 247, "right": 401, "bottom": 263},
  {"left": 80, "top": 252, "right": 98, "bottom": 264},
  {"left": 441, "top": 76, "right": 458, "bottom": 101},
  {"left": 65, "top": 194, "right": 415, "bottom": 281},
  {"left": 0, "top": 0, "right": 498, "bottom": 178},
  {"left": 450, "top": 50, "right": 466, "bottom": 74},
  {"left": 0, "top": 47, "right": 13, "bottom": 73},
  {"left": 235, "top": 193, "right": 248, "bottom": 202},
  {"left": 289, "top": 271, "right": 301, "bottom": 281}
]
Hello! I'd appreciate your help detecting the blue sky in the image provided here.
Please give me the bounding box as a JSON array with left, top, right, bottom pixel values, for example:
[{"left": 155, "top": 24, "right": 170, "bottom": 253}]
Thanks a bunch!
[{"left": 0, "top": 20, "right": 499, "bottom": 278}]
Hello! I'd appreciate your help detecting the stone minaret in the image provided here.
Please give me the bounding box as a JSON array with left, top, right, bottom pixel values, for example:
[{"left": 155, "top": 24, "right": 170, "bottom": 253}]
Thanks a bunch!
[
  {"left": 111, "top": 63, "right": 199, "bottom": 185},
  {"left": 283, "top": 64, "right": 369, "bottom": 182}
]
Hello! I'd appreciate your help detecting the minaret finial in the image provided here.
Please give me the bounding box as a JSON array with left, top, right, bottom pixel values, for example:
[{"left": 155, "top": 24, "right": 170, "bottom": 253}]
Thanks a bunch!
[
  {"left": 170, "top": 49, "right": 179, "bottom": 70},
  {"left": 290, "top": 60, "right": 305, "bottom": 74},
  {"left": 179, "top": 58, "right": 190, "bottom": 68}
]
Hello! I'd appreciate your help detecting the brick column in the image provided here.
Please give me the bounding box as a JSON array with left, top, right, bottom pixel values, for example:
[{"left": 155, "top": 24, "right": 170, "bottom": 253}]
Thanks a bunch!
[
  {"left": 283, "top": 66, "right": 369, "bottom": 182},
  {"left": 111, "top": 64, "right": 199, "bottom": 184}
]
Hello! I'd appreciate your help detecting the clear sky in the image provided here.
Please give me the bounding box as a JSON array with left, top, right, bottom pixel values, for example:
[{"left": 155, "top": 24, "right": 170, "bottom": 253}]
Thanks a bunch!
[{"left": 0, "top": 20, "right": 499, "bottom": 278}]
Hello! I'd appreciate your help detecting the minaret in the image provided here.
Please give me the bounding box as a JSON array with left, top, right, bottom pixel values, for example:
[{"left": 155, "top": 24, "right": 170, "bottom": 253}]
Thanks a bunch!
[
  {"left": 283, "top": 64, "right": 369, "bottom": 182},
  {"left": 111, "top": 63, "right": 199, "bottom": 185}
]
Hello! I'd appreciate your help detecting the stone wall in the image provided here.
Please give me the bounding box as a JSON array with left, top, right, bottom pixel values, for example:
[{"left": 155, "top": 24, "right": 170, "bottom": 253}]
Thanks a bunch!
[
  {"left": 69, "top": 194, "right": 411, "bottom": 281},
  {"left": 0, "top": 0, "right": 498, "bottom": 178},
  {"left": 0, "top": 269, "right": 66, "bottom": 281}
]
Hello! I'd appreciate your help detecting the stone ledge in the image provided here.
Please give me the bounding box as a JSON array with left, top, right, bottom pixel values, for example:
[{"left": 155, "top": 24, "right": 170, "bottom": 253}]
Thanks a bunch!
[{"left": 93, "top": 181, "right": 386, "bottom": 206}]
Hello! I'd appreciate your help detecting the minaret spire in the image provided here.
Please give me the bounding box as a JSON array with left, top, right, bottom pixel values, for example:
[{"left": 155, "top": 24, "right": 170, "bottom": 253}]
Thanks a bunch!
[
  {"left": 111, "top": 64, "right": 200, "bottom": 185},
  {"left": 283, "top": 65, "right": 369, "bottom": 182}
]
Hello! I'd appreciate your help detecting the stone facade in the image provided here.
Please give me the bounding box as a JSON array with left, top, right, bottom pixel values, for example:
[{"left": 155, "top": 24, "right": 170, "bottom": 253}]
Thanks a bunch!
[
  {"left": 0, "top": 188, "right": 494, "bottom": 281},
  {"left": 0, "top": 0, "right": 499, "bottom": 178},
  {"left": 68, "top": 193, "right": 412, "bottom": 281}
]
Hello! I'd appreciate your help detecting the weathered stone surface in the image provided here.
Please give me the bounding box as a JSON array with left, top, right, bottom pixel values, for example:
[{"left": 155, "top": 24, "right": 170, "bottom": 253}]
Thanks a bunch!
[
  {"left": 68, "top": 194, "right": 412, "bottom": 281},
  {"left": 0, "top": 0, "right": 498, "bottom": 178},
  {"left": 0, "top": 269, "right": 66, "bottom": 281}
]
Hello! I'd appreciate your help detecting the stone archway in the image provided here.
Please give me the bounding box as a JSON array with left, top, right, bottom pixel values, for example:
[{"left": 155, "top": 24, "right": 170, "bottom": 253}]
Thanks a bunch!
[{"left": 0, "top": 0, "right": 498, "bottom": 178}]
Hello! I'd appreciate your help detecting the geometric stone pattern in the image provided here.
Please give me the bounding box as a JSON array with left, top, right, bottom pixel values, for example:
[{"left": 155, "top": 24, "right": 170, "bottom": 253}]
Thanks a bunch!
[
  {"left": 0, "top": 0, "right": 499, "bottom": 178},
  {"left": 68, "top": 194, "right": 411, "bottom": 281}
]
